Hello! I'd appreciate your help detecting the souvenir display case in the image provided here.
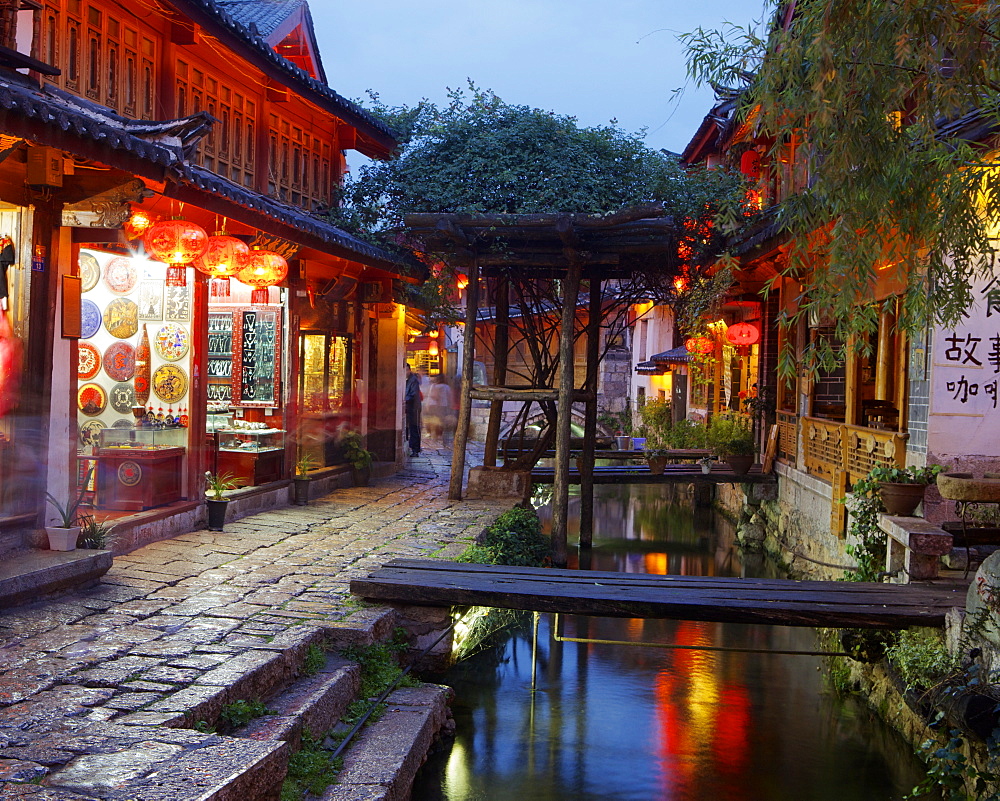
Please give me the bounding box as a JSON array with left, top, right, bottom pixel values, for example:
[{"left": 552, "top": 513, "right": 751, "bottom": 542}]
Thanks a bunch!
[
  {"left": 95, "top": 427, "right": 186, "bottom": 511},
  {"left": 215, "top": 423, "right": 286, "bottom": 486}
]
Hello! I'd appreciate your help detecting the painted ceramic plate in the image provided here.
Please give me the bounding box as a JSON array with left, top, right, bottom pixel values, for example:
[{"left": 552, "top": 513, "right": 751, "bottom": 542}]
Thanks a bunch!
[
  {"left": 78, "top": 342, "right": 101, "bottom": 380},
  {"left": 154, "top": 322, "right": 189, "bottom": 362},
  {"left": 78, "top": 382, "right": 107, "bottom": 417},
  {"left": 134, "top": 326, "right": 151, "bottom": 405},
  {"left": 118, "top": 460, "right": 143, "bottom": 487},
  {"left": 109, "top": 382, "right": 136, "bottom": 414},
  {"left": 111, "top": 418, "right": 134, "bottom": 429},
  {"left": 152, "top": 363, "right": 187, "bottom": 403},
  {"left": 103, "top": 256, "right": 138, "bottom": 295},
  {"left": 104, "top": 298, "right": 139, "bottom": 339},
  {"left": 79, "top": 419, "right": 105, "bottom": 447},
  {"left": 80, "top": 299, "right": 102, "bottom": 339},
  {"left": 103, "top": 342, "right": 136, "bottom": 382},
  {"left": 79, "top": 252, "right": 100, "bottom": 293}
]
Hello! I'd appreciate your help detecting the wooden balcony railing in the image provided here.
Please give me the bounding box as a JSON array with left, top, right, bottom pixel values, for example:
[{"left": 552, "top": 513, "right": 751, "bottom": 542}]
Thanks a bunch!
[
  {"left": 801, "top": 416, "right": 907, "bottom": 483},
  {"left": 776, "top": 411, "right": 797, "bottom": 463}
]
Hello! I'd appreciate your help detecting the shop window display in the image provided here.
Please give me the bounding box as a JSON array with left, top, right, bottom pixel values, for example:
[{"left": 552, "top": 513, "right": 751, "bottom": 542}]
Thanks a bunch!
[{"left": 76, "top": 247, "right": 191, "bottom": 511}]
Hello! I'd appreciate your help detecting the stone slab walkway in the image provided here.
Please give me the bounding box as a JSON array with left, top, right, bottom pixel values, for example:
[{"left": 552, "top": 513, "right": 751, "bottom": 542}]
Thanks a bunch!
[{"left": 0, "top": 447, "right": 508, "bottom": 798}]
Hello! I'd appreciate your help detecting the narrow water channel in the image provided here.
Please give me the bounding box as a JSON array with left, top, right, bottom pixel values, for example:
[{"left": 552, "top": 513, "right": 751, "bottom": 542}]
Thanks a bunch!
[{"left": 412, "top": 484, "right": 935, "bottom": 801}]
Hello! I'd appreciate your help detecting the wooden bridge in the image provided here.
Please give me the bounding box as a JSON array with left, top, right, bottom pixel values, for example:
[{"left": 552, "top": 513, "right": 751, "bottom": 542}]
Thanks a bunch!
[
  {"left": 529, "top": 463, "right": 776, "bottom": 485},
  {"left": 351, "top": 559, "right": 966, "bottom": 629}
]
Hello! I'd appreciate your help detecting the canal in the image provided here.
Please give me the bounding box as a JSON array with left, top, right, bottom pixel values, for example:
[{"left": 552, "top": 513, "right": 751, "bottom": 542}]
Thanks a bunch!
[{"left": 411, "top": 483, "right": 935, "bottom": 800}]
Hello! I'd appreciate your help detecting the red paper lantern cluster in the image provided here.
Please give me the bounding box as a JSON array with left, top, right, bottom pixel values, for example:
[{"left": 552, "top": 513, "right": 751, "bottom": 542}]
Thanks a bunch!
[
  {"left": 684, "top": 336, "right": 714, "bottom": 355},
  {"left": 236, "top": 249, "right": 288, "bottom": 304},
  {"left": 143, "top": 219, "right": 209, "bottom": 287},
  {"left": 726, "top": 322, "right": 761, "bottom": 346}
]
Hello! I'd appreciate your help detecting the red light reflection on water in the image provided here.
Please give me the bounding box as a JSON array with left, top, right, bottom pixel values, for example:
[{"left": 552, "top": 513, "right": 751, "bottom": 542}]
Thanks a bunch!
[{"left": 653, "top": 620, "right": 751, "bottom": 798}]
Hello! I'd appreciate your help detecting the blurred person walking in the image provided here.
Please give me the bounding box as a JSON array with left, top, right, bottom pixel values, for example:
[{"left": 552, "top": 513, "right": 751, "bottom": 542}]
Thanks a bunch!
[{"left": 404, "top": 363, "right": 422, "bottom": 457}]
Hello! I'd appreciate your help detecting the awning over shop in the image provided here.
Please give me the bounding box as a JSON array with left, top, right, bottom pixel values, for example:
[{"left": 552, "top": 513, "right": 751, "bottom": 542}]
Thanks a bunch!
[{"left": 636, "top": 345, "right": 691, "bottom": 374}]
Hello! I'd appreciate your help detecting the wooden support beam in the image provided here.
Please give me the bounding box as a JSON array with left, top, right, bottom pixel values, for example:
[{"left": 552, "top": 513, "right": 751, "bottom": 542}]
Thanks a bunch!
[
  {"left": 483, "top": 276, "right": 509, "bottom": 468},
  {"left": 469, "top": 386, "right": 595, "bottom": 402},
  {"left": 552, "top": 258, "right": 582, "bottom": 567},
  {"left": 580, "top": 278, "right": 602, "bottom": 547},
  {"left": 449, "top": 257, "right": 480, "bottom": 500}
]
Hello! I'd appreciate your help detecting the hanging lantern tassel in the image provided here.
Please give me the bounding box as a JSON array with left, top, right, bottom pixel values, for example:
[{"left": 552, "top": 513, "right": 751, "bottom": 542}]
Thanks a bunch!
[
  {"left": 143, "top": 218, "right": 210, "bottom": 289},
  {"left": 210, "top": 276, "right": 231, "bottom": 298},
  {"left": 235, "top": 249, "right": 288, "bottom": 305}
]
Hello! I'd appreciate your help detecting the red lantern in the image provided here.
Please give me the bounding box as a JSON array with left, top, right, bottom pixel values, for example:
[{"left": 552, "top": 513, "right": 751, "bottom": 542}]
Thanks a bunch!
[
  {"left": 726, "top": 322, "right": 761, "bottom": 346},
  {"left": 124, "top": 210, "right": 153, "bottom": 240},
  {"left": 236, "top": 249, "right": 288, "bottom": 304},
  {"left": 143, "top": 219, "right": 209, "bottom": 287},
  {"left": 456, "top": 273, "right": 469, "bottom": 290},
  {"left": 684, "top": 336, "right": 714, "bottom": 355},
  {"left": 196, "top": 235, "right": 250, "bottom": 298}
]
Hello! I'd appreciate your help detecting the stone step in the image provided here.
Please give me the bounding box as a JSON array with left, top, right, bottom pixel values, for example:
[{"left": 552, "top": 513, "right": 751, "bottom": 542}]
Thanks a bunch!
[
  {"left": 319, "top": 685, "right": 453, "bottom": 801},
  {"left": 233, "top": 655, "right": 360, "bottom": 748},
  {"left": 0, "top": 549, "right": 112, "bottom": 607}
]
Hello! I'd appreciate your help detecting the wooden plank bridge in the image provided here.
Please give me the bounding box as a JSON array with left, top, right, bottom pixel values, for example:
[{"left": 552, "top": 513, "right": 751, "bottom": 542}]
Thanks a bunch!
[
  {"left": 529, "top": 463, "right": 776, "bottom": 485},
  {"left": 351, "top": 559, "right": 966, "bottom": 629}
]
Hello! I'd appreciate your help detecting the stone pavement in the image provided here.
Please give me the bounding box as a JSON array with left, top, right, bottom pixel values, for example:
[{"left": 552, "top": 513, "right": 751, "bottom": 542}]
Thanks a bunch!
[{"left": 0, "top": 446, "right": 509, "bottom": 799}]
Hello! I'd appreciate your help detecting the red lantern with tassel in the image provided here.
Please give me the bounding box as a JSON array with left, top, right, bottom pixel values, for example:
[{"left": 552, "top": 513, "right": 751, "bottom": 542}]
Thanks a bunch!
[
  {"left": 236, "top": 249, "right": 288, "bottom": 304},
  {"left": 726, "top": 322, "right": 761, "bottom": 346},
  {"left": 196, "top": 235, "right": 250, "bottom": 298},
  {"left": 143, "top": 219, "right": 209, "bottom": 287}
]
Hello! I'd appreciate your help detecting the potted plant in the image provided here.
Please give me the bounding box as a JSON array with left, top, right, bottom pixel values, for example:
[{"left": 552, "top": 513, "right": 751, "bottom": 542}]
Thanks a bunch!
[
  {"left": 44, "top": 490, "right": 84, "bottom": 551},
  {"left": 643, "top": 432, "right": 671, "bottom": 475},
  {"left": 204, "top": 471, "right": 242, "bottom": 531},
  {"left": 698, "top": 455, "right": 714, "bottom": 474},
  {"left": 708, "top": 412, "right": 756, "bottom": 475},
  {"left": 341, "top": 431, "right": 374, "bottom": 486},
  {"left": 293, "top": 451, "right": 317, "bottom": 506},
  {"left": 870, "top": 464, "right": 944, "bottom": 517},
  {"left": 76, "top": 514, "right": 115, "bottom": 550}
]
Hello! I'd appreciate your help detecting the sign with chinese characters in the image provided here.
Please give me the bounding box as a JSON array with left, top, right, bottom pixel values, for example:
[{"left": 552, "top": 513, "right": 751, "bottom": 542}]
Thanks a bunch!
[
  {"left": 231, "top": 308, "right": 281, "bottom": 407},
  {"left": 930, "top": 276, "right": 1000, "bottom": 457}
]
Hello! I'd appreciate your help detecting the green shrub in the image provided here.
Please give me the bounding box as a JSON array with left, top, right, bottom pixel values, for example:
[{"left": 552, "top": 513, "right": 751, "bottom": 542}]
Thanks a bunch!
[
  {"left": 886, "top": 628, "right": 959, "bottom": 690},
  {"left": 666, "top": 418, "right": 708, "bottom": 449},
  {"left": 458, "top": 506, "right": 551, "bottom": 567}
]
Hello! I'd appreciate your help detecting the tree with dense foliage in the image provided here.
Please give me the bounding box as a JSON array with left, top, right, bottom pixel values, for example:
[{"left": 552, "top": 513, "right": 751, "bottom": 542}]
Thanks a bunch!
[{"left": 682, "top": 0, "right": 1000, "bottom": 370}]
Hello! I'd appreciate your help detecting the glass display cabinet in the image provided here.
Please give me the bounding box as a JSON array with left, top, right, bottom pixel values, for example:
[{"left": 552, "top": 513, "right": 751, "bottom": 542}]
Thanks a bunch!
[
  {"left": 95, "top": 427, "right": 186, "bottom": 510},
  {"left": 215, "top": 423, "right": 286, "bottom": 486}
]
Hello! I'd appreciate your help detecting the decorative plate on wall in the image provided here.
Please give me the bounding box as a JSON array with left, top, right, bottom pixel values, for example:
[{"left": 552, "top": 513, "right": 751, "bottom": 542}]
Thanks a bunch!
[
  {"left": 152, "top": 363, "right": 187, "bottom": 403},
  {"left": 79, "top": 419, "right": 105, "bottom": 447},
  {"left": 103, "top": 342, "right": 136, "bottom": 382},
  {"left": 109, "top": 382, "right": 137, "bottom": 414},
  {"left": 78, "top": 342, "right": 101, "bottom": 380},
  {"left": 154, "top": 322, "right": 189, "bottom": 362},
  {"left": 79, "top": 252, "right": 100, "bottom": 292},
  {"left": 111, "top": 418, "right": 134, "bottom": 429},
  {"left": 104, "top": 298, "right": 139, "bottom": 339},
  {"left": 134, "top": 326, "right": 150, "bottom": 405},
  {"left": 80, "top": 299, "right": 102, "bottom": 339},
  {"left": 78, "top": 382, "right": 107, "bottom": 416},
  {"left": 103, "top": 256, "right": 138, "bottom": 295}
]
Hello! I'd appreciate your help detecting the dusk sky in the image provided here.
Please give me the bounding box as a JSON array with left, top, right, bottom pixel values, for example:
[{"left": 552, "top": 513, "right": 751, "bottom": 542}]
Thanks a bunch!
[{"left": 314, "top": 1, "right": 767, "bottom": 159}]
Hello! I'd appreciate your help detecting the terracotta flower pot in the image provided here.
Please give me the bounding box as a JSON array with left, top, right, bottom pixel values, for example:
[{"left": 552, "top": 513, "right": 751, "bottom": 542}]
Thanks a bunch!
[
  {"left": 293, "top": 477, "right": 310, "bottom": 506},
  {"left": 352, "top": 466, "right": 371, "bottom": 487},
  {"left": 878, "top": 482, "right": 926, "bottom": 517},
  {"left": 647, "top": 455, "right": 668, "bottom": 474},
  {"left": 45, "top": 526, "right": 80, "bottom": 551}
]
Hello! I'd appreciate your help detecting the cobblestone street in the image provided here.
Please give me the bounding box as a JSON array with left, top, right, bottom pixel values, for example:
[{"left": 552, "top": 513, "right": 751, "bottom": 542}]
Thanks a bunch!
[{"left": 0, "top": 447, "right": 509, "bottom": 798}]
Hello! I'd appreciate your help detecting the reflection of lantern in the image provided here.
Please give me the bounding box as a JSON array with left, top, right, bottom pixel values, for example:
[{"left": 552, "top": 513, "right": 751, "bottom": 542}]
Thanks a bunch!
[
  {"left": 236, "top": 249, "right": 288, "bottom": 304},
  {"left": 726, "top": 322, "right": 761, "bottom": 346},
  {"left": 684, "top": 336, "right": 714, "bottom": 355},
  {"left": 124, "top": 210, "right": 153, "bottom": 240},
  {"left": 196, "top": 235, "right": 250, "bottom": 298},
  {"left": 143, "top": 219, "right": 209, "bottom": 287}
]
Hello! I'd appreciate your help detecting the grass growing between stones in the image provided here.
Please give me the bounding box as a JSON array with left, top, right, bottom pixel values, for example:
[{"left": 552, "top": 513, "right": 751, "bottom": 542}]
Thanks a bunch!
[
  {"left": 301, "top": 643, "right": 325, "bottom": 676},
  {"left": 280, "top": 731, "right": 342, "bottom": 801},
  {"left": 218, "top": 698, "right": 274, "bottom": 731}
]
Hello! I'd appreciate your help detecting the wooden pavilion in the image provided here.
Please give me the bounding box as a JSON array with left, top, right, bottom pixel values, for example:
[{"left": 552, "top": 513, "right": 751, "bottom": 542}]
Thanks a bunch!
[{"left": 404, "top": 206, "right": 683, "bottom": 565}]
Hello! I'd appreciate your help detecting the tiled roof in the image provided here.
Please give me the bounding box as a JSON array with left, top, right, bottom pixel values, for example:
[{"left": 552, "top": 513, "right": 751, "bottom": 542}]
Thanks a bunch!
[
  {"left": 175, "top": 0, "right": 396, "bottom": 150},
  {"left": 215, "top": 0, "right": 304, "bottom": 38}
]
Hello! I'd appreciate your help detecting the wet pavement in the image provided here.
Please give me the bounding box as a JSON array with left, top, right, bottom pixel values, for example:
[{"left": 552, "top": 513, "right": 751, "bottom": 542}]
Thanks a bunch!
[{"left": 0, "top": 445, "right": 507, "bottom": 798}]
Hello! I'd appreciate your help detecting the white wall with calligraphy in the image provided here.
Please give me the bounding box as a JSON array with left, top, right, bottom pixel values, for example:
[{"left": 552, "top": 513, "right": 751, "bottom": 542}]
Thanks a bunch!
[{"left": 928, "top": 275, "right": 1000, "bottom": 460}]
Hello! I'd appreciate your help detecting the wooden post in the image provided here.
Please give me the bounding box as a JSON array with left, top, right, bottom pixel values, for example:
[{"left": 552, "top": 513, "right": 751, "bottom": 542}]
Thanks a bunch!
[
  {"left": 483, "top": 276, "right": 509, "bottom": 467},
  {"left": 449, "top": 257, "right": 480, "bottom": 500},
  {"left": 844, "top": 335, "right": 858, "bottom": 427},
  {"left": 875, "top": 306, "right": 893, "bottom": 401},
  {"left": 579, "top": 277, "right": 601, "bottom": 547},
  {"left": 552, "top": 259, "right": 582, "bottom": 567}
]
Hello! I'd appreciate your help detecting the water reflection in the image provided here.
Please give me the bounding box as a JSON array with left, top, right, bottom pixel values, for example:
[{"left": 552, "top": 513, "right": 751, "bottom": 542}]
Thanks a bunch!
[{"left": 413, "top": 485, "right": 933, "bottom": 800}]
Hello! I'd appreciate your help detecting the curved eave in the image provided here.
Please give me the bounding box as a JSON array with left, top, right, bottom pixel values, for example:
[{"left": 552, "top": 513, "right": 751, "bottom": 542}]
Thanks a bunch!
[{"left": 171, "top": 0, "right": 397, "bottom": 157}]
